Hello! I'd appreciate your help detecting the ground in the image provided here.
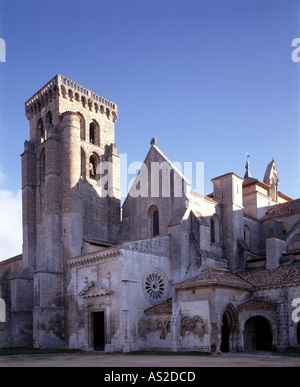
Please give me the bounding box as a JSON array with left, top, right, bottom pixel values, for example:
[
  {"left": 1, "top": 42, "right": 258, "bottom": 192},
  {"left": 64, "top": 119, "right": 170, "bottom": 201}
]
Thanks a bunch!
[{"left": 0, "top": 351, "right": 299, "bottom": 367}]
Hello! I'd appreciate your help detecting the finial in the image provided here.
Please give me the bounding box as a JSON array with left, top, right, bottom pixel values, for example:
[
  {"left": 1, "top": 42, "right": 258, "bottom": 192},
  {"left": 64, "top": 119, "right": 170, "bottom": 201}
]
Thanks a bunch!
[
  {"left": 150, "top": 138, "right": 157, "bottom": 146},
  {"left": 244, "top": 151, "right": 251, "bottom": 179}
]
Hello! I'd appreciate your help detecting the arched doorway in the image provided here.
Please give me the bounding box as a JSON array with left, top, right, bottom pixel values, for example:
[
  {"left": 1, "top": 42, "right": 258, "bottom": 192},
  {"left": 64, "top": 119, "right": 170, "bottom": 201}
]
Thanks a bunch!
[
  {"left": 220, "top": 313, "right": 230, "bottom": 352},
  {"left": 220, "top": 306, "right": 238, "bottom": 352},
  {"left": 244, "top": 316, "right": 273, "bottom": 351}
]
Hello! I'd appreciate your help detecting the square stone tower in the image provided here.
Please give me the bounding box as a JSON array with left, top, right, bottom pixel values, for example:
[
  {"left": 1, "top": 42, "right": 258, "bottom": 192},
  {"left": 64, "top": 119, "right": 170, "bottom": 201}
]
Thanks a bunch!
[{"left": 15, "top": 75, "right": 121, "bottom": 348}]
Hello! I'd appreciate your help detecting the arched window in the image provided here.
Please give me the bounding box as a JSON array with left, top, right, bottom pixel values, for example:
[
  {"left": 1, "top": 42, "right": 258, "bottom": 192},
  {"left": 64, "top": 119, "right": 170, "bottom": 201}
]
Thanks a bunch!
[
  {"left": 244, "top": 225, "right": 251, "bottom": 248},
  {"left": 89, "top": 152, "right": 100, "bottom": 181},
  {"left": 89, "top": 121, "right": 100, "bottom": 146},
  {"left": 211, "top": 215, "right": 221, "bottom": 244},
  {"left": 153, "top": 209, "right": 159, "bottom": 236},
  {"left": 148, "top": 205, "right": 159, "bottom": 237},
  {"left": 61, "top": 85, "right": 66, "bottom": 98},
  {"left": 68, "top": 89, "right": 73, "bottom": 101},
  {"left": 37, "top": 119, "right": 44, "bottom": 143}
]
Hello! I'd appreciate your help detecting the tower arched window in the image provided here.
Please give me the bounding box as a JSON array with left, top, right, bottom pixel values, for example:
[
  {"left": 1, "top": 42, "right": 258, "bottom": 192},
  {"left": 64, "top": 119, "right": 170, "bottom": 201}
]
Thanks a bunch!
[
  {"left": 89, "top": 121, "right": 100, "bottom": 146},
  {"left": 37, "top": 119, "right": 44, "bottom": 143},
  {"left": 148, "top": 205, "right": 160, "bottom": 237},
  {"left": 89, "top": 152, "right": 100, "bottom": 181}
]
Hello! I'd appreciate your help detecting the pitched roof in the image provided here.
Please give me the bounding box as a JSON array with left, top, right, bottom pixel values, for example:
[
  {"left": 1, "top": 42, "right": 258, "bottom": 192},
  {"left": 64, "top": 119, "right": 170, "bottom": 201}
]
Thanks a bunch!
[
  {"left": 262, "top": 199, "right": 300, "bottom": 221},
  {"left": 242, "top": 177, "right": 269, "bottom": 190},
  {"left": 239, "top": 265, "right": 300, "bottom": 289},
  {"left": 174, "top": 268, "right": 253, "bottom": 291},
  {"left": 174, "top": 265, "right": 300, "bottom": 292},
  {"left": 144, "top": 298, "right": 172, "bottom": 315},
  {"left": 237, "top": 300, "right": 277, "bottom": 311}
]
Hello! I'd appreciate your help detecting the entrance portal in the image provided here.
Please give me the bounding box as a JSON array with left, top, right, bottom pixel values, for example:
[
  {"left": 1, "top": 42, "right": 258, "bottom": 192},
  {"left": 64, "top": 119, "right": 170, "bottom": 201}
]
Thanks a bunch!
[
  {"left": 220, "top": 306, "right": 238, "bottom": 352},
  {"left": 244, "top": 316, "right": 273, "bottom": 351},
  {"left": 220, "top": 313, "right": 230, "bottom": 352},
  {"left": 93, "top": 311, "right": 105, "bottom": 351}
]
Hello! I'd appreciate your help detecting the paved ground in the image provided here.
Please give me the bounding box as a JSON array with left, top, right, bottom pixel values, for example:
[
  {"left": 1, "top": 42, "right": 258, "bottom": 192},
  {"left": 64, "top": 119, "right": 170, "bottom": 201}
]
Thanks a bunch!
[{"left": 0, "top": 352, "right": 299, "bottom": 367}]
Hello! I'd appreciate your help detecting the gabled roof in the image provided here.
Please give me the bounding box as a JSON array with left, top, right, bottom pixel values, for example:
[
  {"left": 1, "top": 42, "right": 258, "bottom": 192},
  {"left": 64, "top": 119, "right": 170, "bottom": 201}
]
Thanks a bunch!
[
  {"left": 242, "top": 177, "right": 270, "bottom": 190},
  {"left": 239, "top": 265, "right": 300, "bottom": 289},
  {"left": 122, "top": 141, "right": 191, "bottom": 208},
  {"left": 144, "top": 298, "right": 172, "bottom": 315},
  {"left": 173, "top": 268, "right": 253, "bottom": 291}
]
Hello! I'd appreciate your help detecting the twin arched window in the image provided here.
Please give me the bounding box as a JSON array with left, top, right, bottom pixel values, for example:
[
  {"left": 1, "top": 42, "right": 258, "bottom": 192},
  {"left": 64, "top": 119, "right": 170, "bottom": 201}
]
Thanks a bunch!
[{"left": 81, "top": 148, "right": 100, "bottom": 181}]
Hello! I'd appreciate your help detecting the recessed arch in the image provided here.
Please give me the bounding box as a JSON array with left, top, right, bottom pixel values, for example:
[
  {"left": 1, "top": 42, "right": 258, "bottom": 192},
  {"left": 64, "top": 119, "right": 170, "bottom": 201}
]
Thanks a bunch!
[
  {"left": 244, "top": 316, "right": 273, "bottom": 351},
  {"left": 220, "top": 304, "right": 238, "bottom": 352}
]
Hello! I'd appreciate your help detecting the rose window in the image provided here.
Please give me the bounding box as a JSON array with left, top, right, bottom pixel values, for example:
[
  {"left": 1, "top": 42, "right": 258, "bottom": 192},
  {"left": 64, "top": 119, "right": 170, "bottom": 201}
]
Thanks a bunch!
[{"left": 143, "top": 269, "right": 169, "bottom": 304}]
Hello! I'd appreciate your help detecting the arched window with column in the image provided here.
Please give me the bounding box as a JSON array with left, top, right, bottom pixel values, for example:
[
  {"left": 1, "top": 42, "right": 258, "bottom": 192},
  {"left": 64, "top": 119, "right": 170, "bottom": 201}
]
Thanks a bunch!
[{"left": 148, "top": 205, "right": 159, "bottom": 237}]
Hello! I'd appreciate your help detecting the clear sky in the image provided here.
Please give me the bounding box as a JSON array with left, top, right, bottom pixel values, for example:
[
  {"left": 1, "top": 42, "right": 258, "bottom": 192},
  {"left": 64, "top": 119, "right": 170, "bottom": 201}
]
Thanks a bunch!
[{"left": 0, "top": 0, "right": 299, "bottom": 260}]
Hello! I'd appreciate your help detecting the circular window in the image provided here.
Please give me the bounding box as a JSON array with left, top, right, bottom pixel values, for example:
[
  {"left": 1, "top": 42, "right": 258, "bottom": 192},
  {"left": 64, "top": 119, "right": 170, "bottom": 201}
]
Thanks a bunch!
[{"left": 143, "top": 269, "right": 169, "bottom": 304}]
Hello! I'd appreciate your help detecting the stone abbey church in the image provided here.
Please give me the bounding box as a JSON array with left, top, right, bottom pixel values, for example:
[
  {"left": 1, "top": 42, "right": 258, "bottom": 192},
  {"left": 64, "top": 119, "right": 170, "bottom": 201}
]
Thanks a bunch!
[{"left": 1, "top": 74, "right": 300, "bottom": 353}]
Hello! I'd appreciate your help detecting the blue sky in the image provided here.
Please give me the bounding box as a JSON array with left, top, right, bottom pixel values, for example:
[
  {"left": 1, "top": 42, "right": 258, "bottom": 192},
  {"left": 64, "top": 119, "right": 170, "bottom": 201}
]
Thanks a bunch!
[{"left": 0, "top": 0, "right": 299, "bottom": 259}]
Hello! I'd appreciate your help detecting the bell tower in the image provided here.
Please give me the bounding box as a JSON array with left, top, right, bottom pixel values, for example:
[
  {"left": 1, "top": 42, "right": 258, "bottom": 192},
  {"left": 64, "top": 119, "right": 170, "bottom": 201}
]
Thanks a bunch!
[{"left": 18, "top": 75, "right": 121, "bottom": 348}]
